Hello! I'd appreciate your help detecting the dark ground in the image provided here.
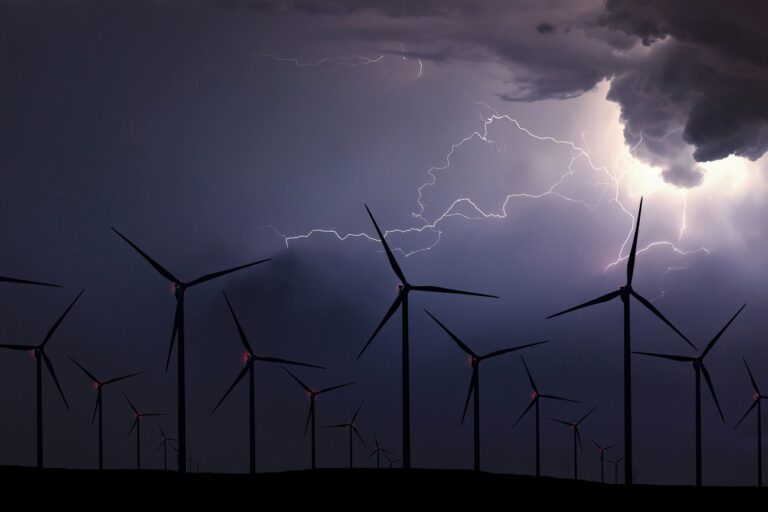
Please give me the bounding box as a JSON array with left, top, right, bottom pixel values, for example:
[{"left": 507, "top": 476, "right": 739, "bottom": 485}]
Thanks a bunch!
[{"left": 1, "top": 466, "right": 763, "bottom": 502}]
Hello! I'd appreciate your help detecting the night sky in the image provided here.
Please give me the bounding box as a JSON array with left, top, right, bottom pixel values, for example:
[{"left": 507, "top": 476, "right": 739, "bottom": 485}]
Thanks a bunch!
[{"left": 1, "top": 0, "right": 768, "bottom": 485}]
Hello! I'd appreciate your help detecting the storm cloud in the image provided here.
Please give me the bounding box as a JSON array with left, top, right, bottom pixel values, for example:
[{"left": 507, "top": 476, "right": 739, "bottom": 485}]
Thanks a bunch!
[{"left": 240, "top": 0, "right": 768, "bottom": 187}]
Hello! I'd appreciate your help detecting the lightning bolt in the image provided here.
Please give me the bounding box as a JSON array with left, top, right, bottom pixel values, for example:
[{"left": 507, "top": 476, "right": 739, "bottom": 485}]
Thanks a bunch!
[
  {"left": 259, "top": 45, "right": 385, "bottom": 69},
  {"left": 262, "top": 55, "right": 709, "bottom": 293}
]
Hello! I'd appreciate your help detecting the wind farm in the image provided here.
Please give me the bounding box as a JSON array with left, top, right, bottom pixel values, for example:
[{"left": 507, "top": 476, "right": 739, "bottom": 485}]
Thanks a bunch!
[{"left": 3, "top": 0, "right": 768, "bottom": 494}]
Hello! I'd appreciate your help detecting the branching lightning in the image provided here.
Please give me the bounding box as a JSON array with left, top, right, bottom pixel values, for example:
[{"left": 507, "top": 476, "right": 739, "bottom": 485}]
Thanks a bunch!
[
  {"left": 262, "top": 53, "right": 710, "bottom": 295},
  {"left": 259, "top": 46, "right": 385, "bottom": 69}
]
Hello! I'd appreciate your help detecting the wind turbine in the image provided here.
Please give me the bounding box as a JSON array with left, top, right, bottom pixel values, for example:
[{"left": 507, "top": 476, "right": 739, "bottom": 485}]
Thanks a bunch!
[
  {"left": 633, "top": 303, "right": 746, "bottom": 487},
  {"left": 281, "top": 366, "right": 355, "bottom": 469},
  {"left": 425, "top": 309, "right": 548, "bottom": 471},
  {"left": 0, "top": 289, "right": 83, "bottom": 467},
  {"left": 591, "top": 439, "right": 617, "bottom": 483},
  {"left": 358, "top": 205, "right": 498, "bottom": 469},
  {"left": 384, "top": 453, "right": 401, "bottom": 469},
  {"left": 212, "top": 293, "right": 323, "bottom": 474},
  {"left": 550, "top": 406, "right": 597, "bottom": 480},
  {"left": 156, "top": 425, "right": 177, "bottom": 471},
  {"left": 69, "top": 356, "right": 142, "bottom": 469},
  {"left": 367, "top": 434, "right": 393, "bottom": 469},
  {"left": 112, "top": 227, "right": 269, "bottom": 472},
  {"left": 513, "top": 356, "right": 579, "bottom": 476},
  {"left": 124, "top": 393, "right": 164, "bottom": 470},
  {"left": 325, "top": 400, "right": 365, "bottom": 469},
  {"left": 606, "top": 456, "right": 624, "bottom": 484},
  {"left": 735, "top": 357, "right": 767, "bottom": 487},
  {"left": 546, "top": 198, "right": 695, "bottom": 484}
]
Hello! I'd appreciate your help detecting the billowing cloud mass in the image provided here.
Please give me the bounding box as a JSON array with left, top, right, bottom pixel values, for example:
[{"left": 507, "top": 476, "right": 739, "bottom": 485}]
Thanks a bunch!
[{"left": 238, "top": 0, "right": 768, "bottom": 187}]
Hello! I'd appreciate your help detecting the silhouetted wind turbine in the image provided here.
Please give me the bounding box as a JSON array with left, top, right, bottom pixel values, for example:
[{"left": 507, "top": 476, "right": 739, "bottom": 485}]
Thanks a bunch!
[
  {"left": 0, "top": 275, "right": 60, "bottom": 287},
  {"left": 367, "top": 434, "right": 393, "bottom": 469},
  {"left": 156, "top": 425, "right": 177, "bottom": 471},
  {"left": 591, "top": 439, "right": 617, "bottom": 484},
  {"left": 550, "top": 406, "right": 596, "bottom": 480},
  {"left": 634, "top": 303, "right": 745, "bottom": 487},
  {"left": 326, "top": 400, "right": 365, "bottom": 469},
  {"left": 112, "top": 228, "right": 269, "bottom": 472},
  {"left": 0, "top": 290, "right": 83, "bottom": 468},
  {"left": 212, "top": 293, "right": 323, "bottom": 474},
  {"left": 607, "top": 456, "right": 624, "bottom": 484},
  {"left": 513, "top": 356, "right": 579, "bottom": 476},
  {"left": 281, "top": 366, "right": 355, "bottom": 470},
  {"left": 384, "top": 453, "right": 401, "bottom": 469},
  {"left": 69, "top": 356, "right": 142, "bottom": 469},
  {"left": 358, "top": 205, "right": 498, "bottom": 469},
  {"left": 124, "top": 393, "right": 164, "bottom": 470},
  {"left": 425, "top": 309, "right": 548, "bottom": 471},
  {"left": 546, "top": 198, "right": 694, "bottom": 485},
  {"left": 735, "top": 357, "right": 766, "bottom": 486}
]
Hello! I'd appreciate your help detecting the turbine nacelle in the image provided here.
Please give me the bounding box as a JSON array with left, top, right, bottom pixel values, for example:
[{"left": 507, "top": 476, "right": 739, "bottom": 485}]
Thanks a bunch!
[{"left": 619, "top": 285, "right": 632, "bottom": 301}]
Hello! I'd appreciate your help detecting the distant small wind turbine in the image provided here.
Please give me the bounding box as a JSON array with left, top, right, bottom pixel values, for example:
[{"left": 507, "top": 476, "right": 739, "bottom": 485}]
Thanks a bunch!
[{"left": 512, "top": 356, "right": 579, "bottom": 477}]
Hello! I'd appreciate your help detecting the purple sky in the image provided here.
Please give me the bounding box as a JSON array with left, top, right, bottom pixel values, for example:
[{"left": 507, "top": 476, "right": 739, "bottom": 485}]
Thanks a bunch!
[{"left": 1, "top": 0, "right": 767, "bottom": 485}]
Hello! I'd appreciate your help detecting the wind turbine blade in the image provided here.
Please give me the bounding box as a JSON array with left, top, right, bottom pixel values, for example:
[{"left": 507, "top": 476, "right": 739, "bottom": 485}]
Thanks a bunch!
[
  {"left": 156, "top": 440, "right": 165, "bottom": 452},
  {"left": 42, "top": 289, "right": 84, "bottom": 347},
  {"left": 352, "top": 400, "right": 365, "bottom": 423},
  {"left": 159, "top": 424, "right": 166, "bottom": 438},
  {"left": 141, "top": 413, "right": 166, "bottom": 417},
  {"left": 187, "top": 259, "right": 271, "bottom": 287},
  {"left": 520, "top": 356, "right": 538, "bottom": 393},
  {"left": 631, "top": 291, "right": 696, "bottom": 350},
  {"left": 122, "top": 392, "right": 139, "bottom": 414},
  {"left": 324, "top": 423, "right": 349, "bottom": 429},
  {"left": 68, "top": 356, "right": 99, "bottom": 383},
  {"left": 577, "top": 406, "right": 597, "bottom": 425},
  {"left": 590, "top": 439, "right": 602, "bottom": 450},
  {"left": 211, "top": 364, "right": 250, "bottom": 413},
  {"left": 165, "top": 300, "right": 179, "bottom": 373},
  {"left": 91, "top": 393, "right": 100, "bottom": 425},
  {"left": 365, "top": 205, "right": 406, "bottom": 284},
  {"left": 735, "top": 401, "right": 758, "bottom": 429},
  {"left": 460, "top": 371, "right": 477, "bottom": 426},
  {"left": 304, "top": 406, "right": 313, "bottom": 435},
  {"left": 576, "top": 428, "right": 583, "bottom": 450},
  {"left": 632, "top": 351, "right": 694, "bottom": 362},
  {"left": 540, "top": 394, "right": 580, "bottom": 403},
  {"left": 252, "top": 356, "right": 324, "bottom": 369},
  {"left": 604, "top": 444, "right": 618, "bottom": 451},
  {"left": 281, "top": 366, "right": 312, "bottom": 393},
  {"left": 549, "top": 418, "right": 572, "bottom": 427},
  {"left": 111, "top": 228, "right": 180, "bottom": 283},
  {"left": 103, "top": 371, "right": 143, "bottom": 386},
  {"left": 352, "top": 426, "right": 366, "bottom": 446},
  {"left": 703, "top": 304, "right": 746, "bottom": 358},
  {"left": 626, "top": 197, "right": 643, "bottom": 285},
  {"left": 481, "top": 341, "right": 550, "bottom": 360},
  {"left": 744, "top": 357, "right": 760, "bottom": 394},
  {"left": 357, "top": 294, "right": 403, "bottom": 359},
  {"left": 42, "top": 351, "right": 68, "bottom": 410},
  {"left": 317, "top": 381, "right": 356, "bottom": 395},
  {"left": 374, "top": 433, "right": 379, "bottom": 448},
  {"left": 701, "top": 364, "right": 726, "bottom": 423},
  {"left": 0, "top": 275, "right": 60, "bottom": 287},
  {"left": 424, "top": 309, "right": 476, "bottom": 357},
  {"left": 410, "top": 285, "right": 498, "bottom": 299},
  {"left": 512, "top": 399, "right": 536, "bottom": 428},
  {"left": 126, "top": 419, "right": 138, "bottom": 439},
  {"left": 0, "top": 344, "right": 36, "bottom": 350},
  {"left": 545, "top": 290, "right": 621, "bottom": 319},
  {"left": 223, "top": 293, "right": 254, "bottom": 355},
  {"left": 367, "top": 448, "right": 378, "bottom": 459}
]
